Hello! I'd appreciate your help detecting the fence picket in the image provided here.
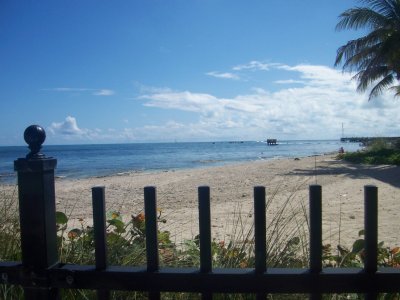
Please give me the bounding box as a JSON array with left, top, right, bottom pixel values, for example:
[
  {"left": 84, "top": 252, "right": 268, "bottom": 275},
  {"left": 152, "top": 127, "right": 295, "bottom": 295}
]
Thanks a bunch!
[
  {"left": 364, "top": 185, "right": 378, "bottom": 300},
  {"left": 254, "top": 186, "right": 267, "bottom": 300},
  {"left": 199, "top": 186, "right": 212, "bottom": 299},
  {"left": 254, "top": 186, "right": 267, "bottom": 274},
  {"left": 144, "top": 186, "right": 159, "bottom": 272},
  {"left": 364, "top": 185, "right": 378, "bottom": 273},
  {"left": 92, "top": 186, "right": 108, "bottom": 271},
  {"left": 309, "top": 184, "right": 322, "bottom": 273},
  {"left": 199, "top": 186, "right": 212, "bottom": 273},
  {"left": 309, "top": 185, "right": 322, "bottom": 300},
  {"left": 144, "top": 186, "right": 161, "bottom": 300},
  {"left": 92, "top": 186, "right": 110, "bottom": 300}
]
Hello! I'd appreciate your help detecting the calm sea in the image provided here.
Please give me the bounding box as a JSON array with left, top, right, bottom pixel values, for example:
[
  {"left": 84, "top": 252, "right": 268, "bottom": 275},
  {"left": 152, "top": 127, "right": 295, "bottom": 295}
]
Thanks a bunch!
[{"left": 0, "top": 140, "right": 360, "bottom": 184}]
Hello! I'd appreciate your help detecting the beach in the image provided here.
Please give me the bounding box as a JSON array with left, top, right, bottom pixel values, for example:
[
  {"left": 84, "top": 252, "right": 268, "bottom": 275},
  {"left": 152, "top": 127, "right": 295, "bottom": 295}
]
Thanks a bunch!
[{"left": 36, "top": 153, "right": 400, "bottom": 249}]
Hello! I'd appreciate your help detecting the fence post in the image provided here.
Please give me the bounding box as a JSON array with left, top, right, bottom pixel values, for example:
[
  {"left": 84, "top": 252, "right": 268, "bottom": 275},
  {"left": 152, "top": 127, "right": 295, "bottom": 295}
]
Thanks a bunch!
[
  {"left": 309, "top": 185, "right": 322, "bottom": 300},
  {"left": 254, "top": 186, "right": 266, "bottom": 300},
  {"left": 309, "top": 185, "right": 322, "bottom": 273},
  {"left": 14, "top": 125, "right": 59, "bottom": 299},
  {"left": 92, "top": 186, "right": 110, "bottom": 300},
  {"left": 364, "top": 185, "right": 378, "bottom": 273},
  {"left": 364, "top": 185, "right": 378, "bottom": 300},
  {"left": 254, "top": 186, "right": 266, "bottom": 273},
  {"left": 198, "top": 186, "right": 212, "bottom": 300},
  {"left": 144, "top": 186, "right": 161, "bottom": 300}
]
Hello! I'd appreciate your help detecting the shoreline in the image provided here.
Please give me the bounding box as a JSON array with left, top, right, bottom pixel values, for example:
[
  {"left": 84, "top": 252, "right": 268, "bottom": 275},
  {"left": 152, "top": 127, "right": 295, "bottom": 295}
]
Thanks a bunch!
[
  {"left": 2, "top": 153, "right": 399, "bottom": 248},
  {"left": 0, "top": 140, "right": 362, "bottom": 185},
  {"left": 0, "top": 153, "right": 333, "bottom": 185},
  {"left": 54, "top": 153, "right": 329, "bottom": 181}
]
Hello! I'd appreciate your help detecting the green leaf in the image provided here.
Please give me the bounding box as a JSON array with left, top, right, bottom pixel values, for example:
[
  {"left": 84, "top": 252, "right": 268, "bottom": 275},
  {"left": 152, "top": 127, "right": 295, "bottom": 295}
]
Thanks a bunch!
[
  {"left": 352, "top": 239, "right": 365, "bottom": 253},
  {"left": 158, "top": 230, "right": 171, "bottom": 244},
  {"left": 107, "top": 232, "right": 129, "bottom": 245},
  {"left": 107, "top": 219, "right": 125, "bottom": 233},
  {"left": 106, "top": 211, "right": 122, "bottom": 221},
  {"left": 56, "top": 211, "right": 68, "bottom": 225}
]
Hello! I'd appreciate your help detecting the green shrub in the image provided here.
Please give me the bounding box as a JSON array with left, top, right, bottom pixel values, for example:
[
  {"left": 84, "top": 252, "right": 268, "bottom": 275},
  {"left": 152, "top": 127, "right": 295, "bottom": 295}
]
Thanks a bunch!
[
  {"left": 339, "top": 146, "right": 400, "bottom": 165},
  {"left": 367, "top": 139, "right": 389, "bottom": 152},
  {"left": 323, "top": 229, "right": 400, "bottom": 268}
]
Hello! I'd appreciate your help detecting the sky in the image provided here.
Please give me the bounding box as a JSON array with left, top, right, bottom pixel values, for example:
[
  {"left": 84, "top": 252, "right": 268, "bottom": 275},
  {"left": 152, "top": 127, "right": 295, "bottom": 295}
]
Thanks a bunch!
[{"left": 1, "top": 0, "right": 400, "bottom": 146}]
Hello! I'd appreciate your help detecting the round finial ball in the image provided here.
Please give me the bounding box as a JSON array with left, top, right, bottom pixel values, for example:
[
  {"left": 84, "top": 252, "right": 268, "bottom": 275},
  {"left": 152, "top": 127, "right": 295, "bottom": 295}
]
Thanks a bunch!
[{"left": 24, "top": 125, "right": 46, "bottom": 147}]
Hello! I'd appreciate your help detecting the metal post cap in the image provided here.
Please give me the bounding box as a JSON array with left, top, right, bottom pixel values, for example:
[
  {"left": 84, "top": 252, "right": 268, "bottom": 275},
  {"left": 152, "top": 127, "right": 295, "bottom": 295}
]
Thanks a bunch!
[{"left": 24, "top": 125, "right": 46, "bottom": 159}]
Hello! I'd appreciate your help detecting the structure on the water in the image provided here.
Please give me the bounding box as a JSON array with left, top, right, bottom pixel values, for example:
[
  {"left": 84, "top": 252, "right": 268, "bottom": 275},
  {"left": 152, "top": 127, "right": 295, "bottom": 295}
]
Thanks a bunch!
[
  {"left": 266, "top": 139, "right": 277, "bottom": 145},
  {"left": 341, "top": 136, "right": 400, "bottom": 146}
]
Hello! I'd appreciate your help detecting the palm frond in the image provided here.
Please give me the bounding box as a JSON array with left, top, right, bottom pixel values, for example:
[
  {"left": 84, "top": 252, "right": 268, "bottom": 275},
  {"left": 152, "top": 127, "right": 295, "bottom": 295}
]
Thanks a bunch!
[
  {"left": 335, "top": 0, "right": 400, "bottom": 99},
  {"left": 335, "top": 28, "right": 390, "bottom": 68},
  {"left": 367, "top": 74, "right": 396, "bottom": 100},
  {"left": 336, "top": 7, "right": 389, "bottom": 31},
  {"left": 335, "top": 38, "right": 385, "bottom": 71},
  {"left": 363, "top": 0, "right": 400, "bottom": 20},
  {"left": 389, "top": 84, "right": 400, "bottom": 97},
  {"left": 354, "top": 66, "right": 392, "bottom": 91}
]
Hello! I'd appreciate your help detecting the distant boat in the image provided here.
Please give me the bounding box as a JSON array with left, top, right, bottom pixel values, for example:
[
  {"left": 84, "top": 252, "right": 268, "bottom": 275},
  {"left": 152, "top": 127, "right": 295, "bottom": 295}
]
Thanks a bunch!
[{"left": 266, "top": 139, "right": 277, "bottom": 145}]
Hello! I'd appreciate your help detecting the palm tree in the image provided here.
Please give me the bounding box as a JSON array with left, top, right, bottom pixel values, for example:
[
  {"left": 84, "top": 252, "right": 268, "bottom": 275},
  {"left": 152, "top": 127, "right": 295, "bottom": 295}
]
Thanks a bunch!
[{"left": 335, "top": 0, "right": 400, "bottom": 100}]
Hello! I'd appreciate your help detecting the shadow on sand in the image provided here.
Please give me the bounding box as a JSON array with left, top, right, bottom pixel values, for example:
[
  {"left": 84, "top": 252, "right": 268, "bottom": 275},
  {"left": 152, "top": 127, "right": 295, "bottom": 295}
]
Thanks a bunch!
[{"left": 286, "top": 159, "right": 400, "bottom": 188}]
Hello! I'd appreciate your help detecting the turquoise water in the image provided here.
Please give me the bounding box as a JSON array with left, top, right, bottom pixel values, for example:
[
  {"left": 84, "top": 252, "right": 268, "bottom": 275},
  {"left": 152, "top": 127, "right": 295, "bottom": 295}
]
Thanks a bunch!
[{"left": 0, "top": 140, "right": 360, "bottom": 184}]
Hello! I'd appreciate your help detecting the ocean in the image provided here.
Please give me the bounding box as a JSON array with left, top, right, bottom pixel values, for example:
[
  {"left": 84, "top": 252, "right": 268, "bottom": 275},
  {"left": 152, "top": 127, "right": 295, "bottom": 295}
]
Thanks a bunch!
[{"left": 0, "top": 140, "right": 361, "bottom": 184}]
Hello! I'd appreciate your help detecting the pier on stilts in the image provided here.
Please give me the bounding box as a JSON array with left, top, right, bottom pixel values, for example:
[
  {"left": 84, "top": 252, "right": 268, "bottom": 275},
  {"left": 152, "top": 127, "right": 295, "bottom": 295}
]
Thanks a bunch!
[{"left": 340, "top": 136, "right": 400, "bottom": 146}]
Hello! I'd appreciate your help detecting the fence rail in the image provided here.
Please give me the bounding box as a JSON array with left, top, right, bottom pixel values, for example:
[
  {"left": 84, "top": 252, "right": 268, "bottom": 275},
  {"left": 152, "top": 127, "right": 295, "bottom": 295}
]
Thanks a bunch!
[{"left": 1, "top": 125, "right": 399, "bottom": 299}]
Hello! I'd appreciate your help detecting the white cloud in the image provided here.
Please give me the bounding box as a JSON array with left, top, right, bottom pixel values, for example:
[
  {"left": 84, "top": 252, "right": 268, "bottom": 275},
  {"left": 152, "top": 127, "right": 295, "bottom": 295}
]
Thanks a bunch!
[
  {"left": 43, "top": 87, "right": 115, "bottom": 96},
  {"left": 274, "top": 79, "right": 305, "bottom": 85},
  {"left": 50, "top": 88, "right": 90, "bottom": 92},
  {"left": 48, "top": 116, "right": 138, "bottom": 142},
  {"left": 136, "top": 63, "right": 400, "bottom": 140},
  {"left": 139, "top": 90, "right": 224, "bottom": 117},
  {"left": 48, "top": 116, "right": 83, "bottom": 135},
  {"left": 232, "top": 61, "right": 280, "bottom": 71},
  {"left": 206, "top": 71, "right": 240, "bottom": 80},
  {"left": 47, "top": 62, "right": 400, "bottom": 143},
  {"left": 277, "top": 64, "right": 355, "bottom": 87},
  {"left": 93, "top": 89, "right": 115, "bottom": 96}
]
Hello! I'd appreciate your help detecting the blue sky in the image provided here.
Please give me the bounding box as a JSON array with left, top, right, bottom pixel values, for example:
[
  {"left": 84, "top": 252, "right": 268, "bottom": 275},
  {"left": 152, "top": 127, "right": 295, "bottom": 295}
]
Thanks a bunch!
[{"left": 1, "top": 0, "right": 399, "bottom": 146}]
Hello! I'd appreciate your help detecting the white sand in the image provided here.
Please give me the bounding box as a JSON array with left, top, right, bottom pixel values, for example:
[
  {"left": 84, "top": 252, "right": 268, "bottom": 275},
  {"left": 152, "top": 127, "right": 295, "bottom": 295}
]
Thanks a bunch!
[{"left": 46, "top": 154, "right": 400, "bottom": 249}]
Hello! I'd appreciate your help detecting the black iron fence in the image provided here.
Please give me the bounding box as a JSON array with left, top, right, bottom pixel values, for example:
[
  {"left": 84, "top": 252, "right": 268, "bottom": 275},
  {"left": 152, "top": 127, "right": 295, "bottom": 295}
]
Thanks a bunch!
[{"left": 0, "top": 125, "right": 399, "bottom": 299}]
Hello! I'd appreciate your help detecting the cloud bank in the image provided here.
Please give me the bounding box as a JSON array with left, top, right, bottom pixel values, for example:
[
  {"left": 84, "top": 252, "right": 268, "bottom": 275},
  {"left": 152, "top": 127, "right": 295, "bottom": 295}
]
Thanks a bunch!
[
  {"left": 48, "top": 61, "right": 400, "bottom": 143},
  {"left": 137, "top": 62, "right": 400, "bottom": 140}
]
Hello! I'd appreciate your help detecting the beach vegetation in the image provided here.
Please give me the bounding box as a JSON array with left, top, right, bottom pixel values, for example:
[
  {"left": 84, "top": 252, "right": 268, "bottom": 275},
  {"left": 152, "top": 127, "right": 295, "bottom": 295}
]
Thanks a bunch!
[
  {"left": 335, "top": 0, "right": 400, "bottom": 100},
  {"left": 323, "top": 229, "right": 400, "bottom": 269},
  {"left": 0, "top": 187, "right": 23, "bottom": 299},
  {"left": 0, "top": 185, "right": 399, "bottom": 299},
  {"left": 339, "top": 139, "right": 400, "bottom": 165}
]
